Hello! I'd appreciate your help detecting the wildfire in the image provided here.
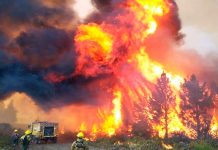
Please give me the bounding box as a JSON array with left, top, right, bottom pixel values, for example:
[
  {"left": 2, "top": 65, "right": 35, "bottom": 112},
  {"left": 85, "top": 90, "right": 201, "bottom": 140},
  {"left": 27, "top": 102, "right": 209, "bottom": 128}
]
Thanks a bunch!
[
  {"left": 72, "top": 0, "right": 183, "bottom": 138},
  {"left": 0, "top": 0, "right": 215, "bottom": 142},
  {"left": 65, "top": 0, "right": 218, "bottom": 140}
]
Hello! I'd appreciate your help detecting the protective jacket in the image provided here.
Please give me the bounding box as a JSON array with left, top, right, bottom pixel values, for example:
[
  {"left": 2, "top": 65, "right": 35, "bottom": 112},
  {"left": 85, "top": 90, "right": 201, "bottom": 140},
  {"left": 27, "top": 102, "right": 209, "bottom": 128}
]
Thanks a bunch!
[
  {"left": 11, "top": 133, "right": 19, "bottom": 147},
  {"left": 20, "top": 134, "right": 31, "bottom": 150},
  {"left": 71, "top": 138, "right": 89, "bottom": 150}
]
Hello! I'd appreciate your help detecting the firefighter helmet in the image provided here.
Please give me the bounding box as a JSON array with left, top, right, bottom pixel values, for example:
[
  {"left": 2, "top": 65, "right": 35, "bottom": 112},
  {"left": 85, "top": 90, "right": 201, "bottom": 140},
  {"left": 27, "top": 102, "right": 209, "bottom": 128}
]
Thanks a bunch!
[
  {"left": 25, "top": 129, "right": 32, "bottom": 135},
  {"left": 77, "top": 132, "right": 84, "bottom": 138}
]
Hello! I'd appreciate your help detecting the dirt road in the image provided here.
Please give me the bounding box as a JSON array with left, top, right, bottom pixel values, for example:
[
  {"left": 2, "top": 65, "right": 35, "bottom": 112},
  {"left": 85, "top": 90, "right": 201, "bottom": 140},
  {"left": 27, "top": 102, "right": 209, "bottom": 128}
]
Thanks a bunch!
[
  {"left": 30, "top": 144, "right": 102, "bottom": 150},
  {"left": 30, "top": 143, "right": 71, "bottom": 150}
]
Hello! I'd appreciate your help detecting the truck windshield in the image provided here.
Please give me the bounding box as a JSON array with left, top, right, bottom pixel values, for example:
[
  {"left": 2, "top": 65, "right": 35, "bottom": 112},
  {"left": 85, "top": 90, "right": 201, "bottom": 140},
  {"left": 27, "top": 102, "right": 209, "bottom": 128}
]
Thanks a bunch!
[{"left": 44, "top": 127, "right": 54, "bottom": 136}]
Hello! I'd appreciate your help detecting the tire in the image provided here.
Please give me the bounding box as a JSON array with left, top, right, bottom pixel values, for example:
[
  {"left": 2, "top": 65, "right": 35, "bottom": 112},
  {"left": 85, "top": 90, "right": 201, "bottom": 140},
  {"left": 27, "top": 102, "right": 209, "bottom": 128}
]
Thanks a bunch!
[
  {"left": 52, "top": 137, "right": 57, "bottom": 143},
  {"left": 37, "top": 139, "right": 41, "bottom": 144}
]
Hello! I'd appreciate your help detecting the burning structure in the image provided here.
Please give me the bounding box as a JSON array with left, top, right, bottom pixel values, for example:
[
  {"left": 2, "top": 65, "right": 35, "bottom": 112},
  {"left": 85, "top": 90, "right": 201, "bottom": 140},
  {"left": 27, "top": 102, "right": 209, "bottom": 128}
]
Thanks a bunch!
[{"left": 0, "top": 0, "right": 217, "bottom": 140}]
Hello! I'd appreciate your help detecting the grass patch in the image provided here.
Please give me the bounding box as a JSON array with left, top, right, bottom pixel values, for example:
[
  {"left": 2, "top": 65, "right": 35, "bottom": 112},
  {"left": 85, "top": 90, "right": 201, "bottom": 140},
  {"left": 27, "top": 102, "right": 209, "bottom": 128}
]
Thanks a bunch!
[
  {"left": 190, "top": 141, "right": 216, "bottom": 150},
  {"left": 0, "top": 135, "right": 13, "bottom": 150},
  {"left": 91, "top": 136, "right": 218, "bottom": 150}
]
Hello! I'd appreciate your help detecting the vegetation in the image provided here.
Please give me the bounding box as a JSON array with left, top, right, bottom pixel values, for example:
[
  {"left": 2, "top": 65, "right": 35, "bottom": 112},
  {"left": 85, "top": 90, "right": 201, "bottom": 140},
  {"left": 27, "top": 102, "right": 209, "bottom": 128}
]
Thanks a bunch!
[
  {"left": 188, "top": 140, "right": 218, "bottom": 150},
  {"left": 149, "top": 72, "right": 176, "bottom": 139},
  {"left": 0, "top": 123, "right": 22, "bottom": 150},
  {"left": 90, "top": 136, "right": 218, "bottom": 150},
  {"left": 0, "top": 128, "right": 218, "bottom": 149},
  {"left": 180, "top": 75, "right": 215, "bottom": 139},
  {"left": 0, "top": 135, "right": 11, "bottom": 147}
]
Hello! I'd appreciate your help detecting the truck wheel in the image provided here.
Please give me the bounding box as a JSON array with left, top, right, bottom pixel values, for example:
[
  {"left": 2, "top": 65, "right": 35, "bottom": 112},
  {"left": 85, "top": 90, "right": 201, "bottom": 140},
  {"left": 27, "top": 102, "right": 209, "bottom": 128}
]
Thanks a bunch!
[
  {"left": 44, "top": 139, "right": 48, "bottom": 144},
  {"left": 36, "top": 139, "right": 41, "bottom": 144},
  {"left": 53, "top": 138, "right": 57, "bottom": 143}
]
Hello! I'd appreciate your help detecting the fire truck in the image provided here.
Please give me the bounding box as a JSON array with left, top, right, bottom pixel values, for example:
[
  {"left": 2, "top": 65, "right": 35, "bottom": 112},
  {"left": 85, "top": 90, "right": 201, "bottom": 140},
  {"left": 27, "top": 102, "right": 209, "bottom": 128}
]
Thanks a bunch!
[{"left": 29, "top": 121, "right": 58, "bottom": 144}]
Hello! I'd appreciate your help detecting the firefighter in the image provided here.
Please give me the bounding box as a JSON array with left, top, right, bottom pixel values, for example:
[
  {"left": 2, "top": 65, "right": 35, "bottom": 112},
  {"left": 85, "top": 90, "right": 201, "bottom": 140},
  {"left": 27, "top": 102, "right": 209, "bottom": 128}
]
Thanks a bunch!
[
  {"left": 11, "top": 129, "right": 20, "bottom": 149},
  {"left": 71, "top": 132, "right": 89, "bottom": 150},
  {"left": 20, "top": 130, "right": 32, "bottom": 150}
]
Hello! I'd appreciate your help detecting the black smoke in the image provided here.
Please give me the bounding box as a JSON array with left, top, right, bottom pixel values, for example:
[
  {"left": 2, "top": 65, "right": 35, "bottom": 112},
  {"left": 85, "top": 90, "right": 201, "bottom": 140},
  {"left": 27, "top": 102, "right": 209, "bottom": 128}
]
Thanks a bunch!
[
  {"left": 0, "top": 50, "right": 114, "bottom": 108},
  {"left": 0, "top": 0, "right": 115, "bottom": 108},
  {"left": 16, "top": 28, "right": 73, "bottom": 69},
  {"left": 0, "top": 0, "right": 75, "bottom": 29}
]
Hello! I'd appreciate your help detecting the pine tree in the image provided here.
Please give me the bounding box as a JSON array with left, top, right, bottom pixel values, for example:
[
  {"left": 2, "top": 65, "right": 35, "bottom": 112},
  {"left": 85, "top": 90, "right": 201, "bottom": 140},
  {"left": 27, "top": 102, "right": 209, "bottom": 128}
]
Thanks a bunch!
[
  {"left": 180, "top": 75, "right": 215, "bottom": 139},
  {"left": 149, "top": 72, "right": 176, "bottom": 139},
  {"left": 132, "top": 97, "right": 152, "bottom": 138},
  {"left": 211, "top": 82, "right": 218, "bottom": 107}
]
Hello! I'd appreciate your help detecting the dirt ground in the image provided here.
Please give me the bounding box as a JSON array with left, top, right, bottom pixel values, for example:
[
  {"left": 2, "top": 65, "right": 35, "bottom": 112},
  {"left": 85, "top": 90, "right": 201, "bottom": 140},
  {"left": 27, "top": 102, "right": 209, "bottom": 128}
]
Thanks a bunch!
[
  {"left": 30, "top": 144, "right": 71, "bottom": 150},
  {"left": 29, "top": 144, "right": 101, "bottom": 150}
]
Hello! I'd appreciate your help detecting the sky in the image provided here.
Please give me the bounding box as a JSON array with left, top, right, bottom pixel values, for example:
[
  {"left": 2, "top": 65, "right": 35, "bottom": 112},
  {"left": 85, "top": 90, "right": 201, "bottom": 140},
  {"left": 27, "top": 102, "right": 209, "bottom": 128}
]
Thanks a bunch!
[{"left": 177, "top": 0, "right": 218, "bottom": 55}]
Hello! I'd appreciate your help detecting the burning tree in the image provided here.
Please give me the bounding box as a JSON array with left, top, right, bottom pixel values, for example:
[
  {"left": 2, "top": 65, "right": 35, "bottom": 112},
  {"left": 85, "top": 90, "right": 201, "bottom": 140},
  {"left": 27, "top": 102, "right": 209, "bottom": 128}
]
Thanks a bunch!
[
  {"left": 211, "top": 82, "right": 218, "bottom": 106},
  {"left": 180, "top": 75, "right": 215, "bottom": 139},
  {"left": 132, "top": 97, "right": 152, "bottom": 138},
  {"left": 149, "top": 73, "right": 176, "bottom": 139},
  {"left": 210, "top": 82, "right": 218, "bottom": 138}
]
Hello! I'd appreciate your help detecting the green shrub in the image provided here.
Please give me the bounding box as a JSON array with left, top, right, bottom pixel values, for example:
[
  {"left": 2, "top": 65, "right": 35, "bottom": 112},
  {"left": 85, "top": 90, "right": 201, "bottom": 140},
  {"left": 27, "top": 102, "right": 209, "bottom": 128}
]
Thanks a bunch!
[
  {"left": 140, "top": 139, "right": 164, "bottom": 150},
  {"left": 0, "top": 135, "right": 12, "bottom": 150},
  {"left": 208, "top": 139, "right": 218, "bottom": 149},
  {"left": 92, "top": 137, "right": 115, "bottom": 148},
  {"left": 124, "top": 137, "right": 164, "bottom": 150},
  {"left": 190, "top": 141, "right": 215, "bottom": 150},
  {"left": 91, "top": 137, "right": 218, "bottom": 150}
]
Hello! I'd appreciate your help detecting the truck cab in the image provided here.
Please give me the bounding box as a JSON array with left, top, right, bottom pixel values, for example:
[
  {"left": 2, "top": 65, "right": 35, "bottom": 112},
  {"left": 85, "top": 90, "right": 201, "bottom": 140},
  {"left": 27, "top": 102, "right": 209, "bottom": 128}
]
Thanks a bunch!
[{"left": 30, "top": 121, "right": 58, "bottom": 143}]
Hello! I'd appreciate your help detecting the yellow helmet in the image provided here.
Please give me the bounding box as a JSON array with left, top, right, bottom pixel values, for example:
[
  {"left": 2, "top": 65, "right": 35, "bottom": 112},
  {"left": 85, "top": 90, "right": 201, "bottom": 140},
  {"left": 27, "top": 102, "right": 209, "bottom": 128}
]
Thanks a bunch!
[
  {"left": 14, "top": 129, "right": 18, "bottom": 133},
  {"left": 77, "top": 132, "right": 84, "bottom": 138},
  {"left": 25, "top": 129, "right": 32, "bottom": 135}
]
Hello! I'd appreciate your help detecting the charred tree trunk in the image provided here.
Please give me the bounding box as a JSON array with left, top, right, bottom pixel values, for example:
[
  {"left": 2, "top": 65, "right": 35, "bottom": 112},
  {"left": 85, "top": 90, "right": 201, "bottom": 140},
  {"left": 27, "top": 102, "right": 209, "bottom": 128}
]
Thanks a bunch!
[
  {"left": 164, "top": 113, "right": 168, "bottom": 139},
  {"left": 164, "top": 102, "right": 168, "bottom": 139},
  {"left": 196, "top": 105, "right": 201, "bottom": 140}
]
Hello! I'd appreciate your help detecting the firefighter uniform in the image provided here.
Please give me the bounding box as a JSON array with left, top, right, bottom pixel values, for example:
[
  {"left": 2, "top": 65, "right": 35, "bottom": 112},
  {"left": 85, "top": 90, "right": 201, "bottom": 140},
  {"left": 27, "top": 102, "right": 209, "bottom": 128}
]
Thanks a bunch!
[
  {"left": 20, "top": 130, "right": 32, "bottom": 150},
  {"left": 71, "top": 132, "right": 89, "bottom": 150},
  {"left": 11, "top": 129, "right": 19, "bottom": 148}
]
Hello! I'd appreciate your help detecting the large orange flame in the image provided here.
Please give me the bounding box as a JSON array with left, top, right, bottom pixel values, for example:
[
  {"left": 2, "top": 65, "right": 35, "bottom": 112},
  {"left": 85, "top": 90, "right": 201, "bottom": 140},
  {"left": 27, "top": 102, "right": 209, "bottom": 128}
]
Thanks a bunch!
[
  {"left": 75, "top": 23, "right": 113, "bottom": 62},
  {"left": 128, "top": 0, "right": 169, "bottom": 35},
  {"left": 77, "top": 90, "right": 122, "bottom": 140}
]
